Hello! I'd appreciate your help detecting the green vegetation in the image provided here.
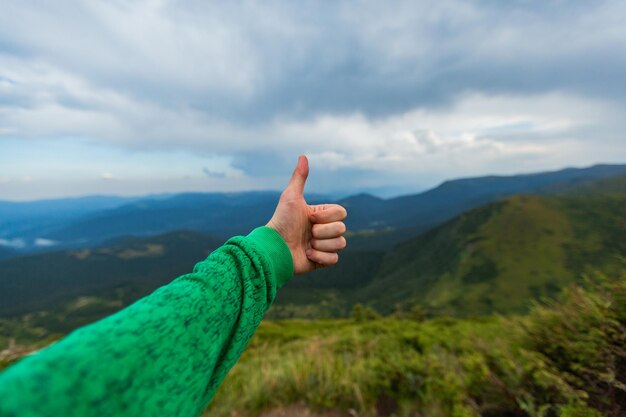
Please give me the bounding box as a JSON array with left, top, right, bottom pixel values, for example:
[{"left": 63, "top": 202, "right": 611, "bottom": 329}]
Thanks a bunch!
[
  {"left": 3, "top": 272, "right": 623, "bottom": 416},
  {"left": 273, "top": 193, "right": 626, "bottom": 318},
  {"left": 206, "top": 272, "right": 626, "bottom": 417},
  {"left": 0, "top": 231, "right": 223, "bottom": 316},
  {"left": 0, "top": 294, "right": 124, "bottom": 348},
  {"left": 544, "top": 173, "right": 626, "bottom": 196},
  {"left": 2, "top": 179, "right": 624, "bottom": 321},
  {"left": 1, "top": 172, "right": 624, "bottom": 415},
  {"left": 1, "top": 193, "right": 624, "bottom": 340}
]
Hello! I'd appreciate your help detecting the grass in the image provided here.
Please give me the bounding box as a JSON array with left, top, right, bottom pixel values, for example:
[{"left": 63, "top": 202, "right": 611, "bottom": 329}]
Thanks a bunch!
[
  {"left": 206, "top": 270, "right": 626, "bottom": 417},
  {"left": 2, "top": 270, "right": 623, "bottom": 417},
  {"left": 206, "top": 317, "right": 515, "bottom": 417}
]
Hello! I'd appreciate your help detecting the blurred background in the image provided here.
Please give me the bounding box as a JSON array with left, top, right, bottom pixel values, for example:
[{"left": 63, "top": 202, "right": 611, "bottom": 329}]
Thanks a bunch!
[{"left": 1, "top": 1, "right": 625, "bottom": 416}]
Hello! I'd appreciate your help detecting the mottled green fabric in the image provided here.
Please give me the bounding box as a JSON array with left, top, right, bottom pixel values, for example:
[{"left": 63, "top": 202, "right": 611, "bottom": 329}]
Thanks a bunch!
[{"left": 0, "top": 226, "right": 294, "bottom": 417}]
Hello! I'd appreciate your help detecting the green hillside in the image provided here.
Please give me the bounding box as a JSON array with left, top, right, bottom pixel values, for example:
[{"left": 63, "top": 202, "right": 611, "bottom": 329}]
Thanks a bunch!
[
  {"left": 542, "top": 173, "right": 626, "bottom": 196},
  {"left": 0, "top": 231, "right": 224, "bottom": 317},
  {"left": 356, "top": 194, "right": 626, "bottom": 316},
  {"left": 271, "top": 193, "right": 626, "bottom": 318},
  {"left": 339, "top": 164, "right": 626, "bottom": 233},
  {"left": 2, "top": 193, "right": 623, "bottom": 327},
  {"left": 1, "top": 176, "right": 624, "bottom": 330},
  {"left": 208, "top": 275, "right": 626, "bottom": 417}
]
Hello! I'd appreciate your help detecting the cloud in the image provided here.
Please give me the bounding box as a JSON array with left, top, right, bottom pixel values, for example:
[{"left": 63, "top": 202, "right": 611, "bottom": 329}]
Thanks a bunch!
[
  {"left": 0, "top": 1, "right": 625, "bottom": 198},
  {"left": 202, "top": 168, "right": 226, "bottom": 179},
  {"left": 101, "top": 172, "right": 116, "bottom": 180},
  {"left": 34, "top": 238, "right": 58, "bottom": 247},
  {"left": 0, "top": 238, "right": 25, "bottom": 249},
  {"left": 274, "top": 92, "right": 624, "bottom": 173},
  {"left": 2, "top": 1, "right": 625, "bottom": 123},
  {"left": 202, "top": 166, "right": 245, "bottom": 179}
]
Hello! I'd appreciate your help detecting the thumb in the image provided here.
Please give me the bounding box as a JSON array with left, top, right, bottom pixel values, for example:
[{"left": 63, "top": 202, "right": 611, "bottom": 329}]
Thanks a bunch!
[{"left": 285, "top": 155, "right": 309, "bottom": 196}]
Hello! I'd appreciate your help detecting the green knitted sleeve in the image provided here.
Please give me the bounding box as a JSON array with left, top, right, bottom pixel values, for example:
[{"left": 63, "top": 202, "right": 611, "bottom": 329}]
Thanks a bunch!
[{"left": 0, "top": 226, "right": 294, "bottom": 417}]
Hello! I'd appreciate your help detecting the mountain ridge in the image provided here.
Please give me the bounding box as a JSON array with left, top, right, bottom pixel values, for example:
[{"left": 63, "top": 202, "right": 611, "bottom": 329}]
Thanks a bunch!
[
  {"left": 1, "top": 163, "right": 624, "bottom": 258},
  {"left": 2, "top": 172, "right": 623, "bottom": 323}
]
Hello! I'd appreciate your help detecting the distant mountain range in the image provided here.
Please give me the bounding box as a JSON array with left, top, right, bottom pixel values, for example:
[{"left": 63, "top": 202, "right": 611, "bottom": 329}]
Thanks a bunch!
[
  {"left": 272, "top": 175, "right": 626, "bottom": 317},
  {"left": 340, "top": 163, "right": 626, "bottom": 237},
  {"left": 1, "top": 164, "right": 624, "bottom": 255},
  {"left": 0, "top": 166, "right": 624, "bottom": 325},
  {"left": 0, "top": 195, "right": 146, "bottom": 251}
]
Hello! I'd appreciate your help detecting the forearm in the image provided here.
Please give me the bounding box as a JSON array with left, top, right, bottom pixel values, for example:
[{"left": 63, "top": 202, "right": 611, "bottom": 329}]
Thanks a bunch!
[{"left": 0, "top": 227, "right": 293, "bottom": 417}]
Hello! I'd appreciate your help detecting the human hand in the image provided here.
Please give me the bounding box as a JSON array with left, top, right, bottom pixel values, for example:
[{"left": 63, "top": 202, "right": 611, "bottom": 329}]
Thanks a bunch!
[{"left": 266, "top": 155, "right": 347, "bottom": 275}]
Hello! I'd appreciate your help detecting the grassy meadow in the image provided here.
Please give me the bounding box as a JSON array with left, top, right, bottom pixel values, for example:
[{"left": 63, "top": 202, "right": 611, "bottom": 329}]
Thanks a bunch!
[
  {"left": 205, "top": 271, "right": 626, "bottom": 417},
  {"left": 1, "top": 269, "right": 624, "bottom": 417}
]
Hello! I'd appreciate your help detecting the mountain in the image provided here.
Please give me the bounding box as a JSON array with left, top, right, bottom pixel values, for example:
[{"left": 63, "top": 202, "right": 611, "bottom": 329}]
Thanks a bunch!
[
  {"left": 0, "top": 246, "right": 16, "bottom": 261},
  {"left": 338, "top": 164, "right": 626, "bottom": 251},
  {"left": 0, "top": 229, "right": 386, "bottom": 322},
  {"left": 0, "top": 192, "right": 305, "bottom": 253},
  {"left": 271, "top": 172, "right": 626, "bottom": 316},
  {"left": 0, "top": 195, "right": 147, "bottom": 251},
  {"left": 341, "top": 163, "right": 626, "bottom": 229},
  {"left": 0, "top": 231, "right": 224, "bottom": 317},
  {"left": 0, "top": 195, "right": 145, "bottom": 220},
  {"left": 354, "top": 193, "right": 625, "bottom": 316},
  {"left": 43, "top": 192, "right": 281, "bottom": 245},
  {"left": 2, "top": 164, "right": 624, "bottom": 257},
  {"left": 544, "top": 172, "right": 626, "bottom": 196},
  {"left": 0, "top": 172, "right": 624, "bottom": 327},
  {"left": 275, "top": 193, "right": 626, "bottom": 317}
]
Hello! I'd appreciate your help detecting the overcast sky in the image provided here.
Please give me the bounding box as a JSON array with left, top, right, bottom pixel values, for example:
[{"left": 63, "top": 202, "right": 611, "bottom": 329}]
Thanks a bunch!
[{"left": 1, "top": 0, "right": 625, "bottom": 200}]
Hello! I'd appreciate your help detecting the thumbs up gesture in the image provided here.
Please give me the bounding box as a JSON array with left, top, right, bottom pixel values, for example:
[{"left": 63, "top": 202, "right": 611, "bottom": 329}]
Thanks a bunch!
[{"left": 266, "top": 155, "right": 347, "bottom": 275}]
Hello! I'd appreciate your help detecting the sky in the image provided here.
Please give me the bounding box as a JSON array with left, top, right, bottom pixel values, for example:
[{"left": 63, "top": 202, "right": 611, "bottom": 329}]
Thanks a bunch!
[{"left": 1, "top": 0, "right": 625, "bottom": 201}]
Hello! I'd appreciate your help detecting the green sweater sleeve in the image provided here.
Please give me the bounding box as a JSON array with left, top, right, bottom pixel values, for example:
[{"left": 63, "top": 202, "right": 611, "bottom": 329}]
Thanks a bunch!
[{"left": 0, "top": 226, "right": 294, "bottom": 417}]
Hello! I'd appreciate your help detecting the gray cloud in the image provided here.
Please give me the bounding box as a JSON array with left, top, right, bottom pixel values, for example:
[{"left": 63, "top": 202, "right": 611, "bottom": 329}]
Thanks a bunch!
[
  {"left": 2, "top": 1, "right": 625, "bottom": 118},
  {"left": 202, "top": 167, "right": 227, "bottom": 179},
  {"left": 0, "top": 0, "right": 625, "bottom": 197}
]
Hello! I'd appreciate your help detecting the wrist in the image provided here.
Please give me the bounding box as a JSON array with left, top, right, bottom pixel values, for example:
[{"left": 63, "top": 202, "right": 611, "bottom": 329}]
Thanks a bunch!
[{"left": 246, "top": 226, "right": 294, "bottom": 288}]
